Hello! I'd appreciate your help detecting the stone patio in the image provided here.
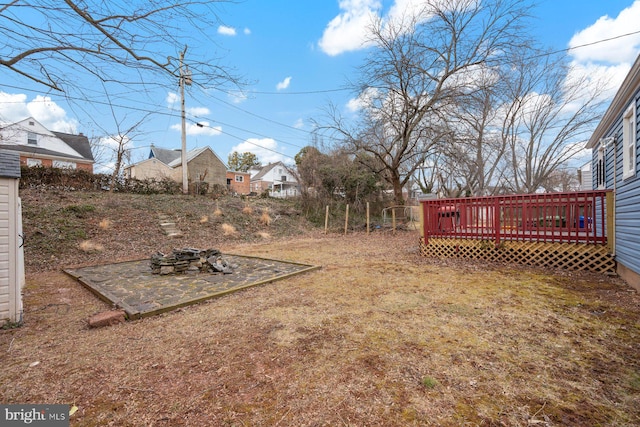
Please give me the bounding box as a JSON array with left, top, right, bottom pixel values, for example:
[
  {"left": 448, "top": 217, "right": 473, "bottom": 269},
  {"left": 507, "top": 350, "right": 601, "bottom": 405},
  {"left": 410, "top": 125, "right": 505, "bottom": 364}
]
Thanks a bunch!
[{"left": 64, "top": 254, "right": 319, "bottom": 319}]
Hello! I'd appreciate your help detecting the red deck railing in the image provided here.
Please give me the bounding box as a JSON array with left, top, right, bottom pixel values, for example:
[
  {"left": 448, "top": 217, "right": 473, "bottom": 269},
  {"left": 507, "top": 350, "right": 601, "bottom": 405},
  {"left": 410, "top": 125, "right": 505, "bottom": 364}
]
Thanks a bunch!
[{"left": 421, "top": 191, "right": 610, "bottom": 245}]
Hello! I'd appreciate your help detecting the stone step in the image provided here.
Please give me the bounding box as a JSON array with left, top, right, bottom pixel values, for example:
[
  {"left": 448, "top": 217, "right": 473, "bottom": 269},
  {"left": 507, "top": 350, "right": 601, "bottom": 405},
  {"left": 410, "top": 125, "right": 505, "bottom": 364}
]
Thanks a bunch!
[{"left": 158, "top": 215, "right": 183, "bottom": 237}]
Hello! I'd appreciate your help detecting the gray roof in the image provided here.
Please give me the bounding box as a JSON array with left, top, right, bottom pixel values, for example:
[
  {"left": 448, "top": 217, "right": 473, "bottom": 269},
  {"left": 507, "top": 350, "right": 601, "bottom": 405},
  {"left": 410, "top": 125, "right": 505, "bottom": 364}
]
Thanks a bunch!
[
  {"left": 52, "top": 131, "right": 94, "bottom": 161},
  {"left": 0, "top": 150, "right": 21, "bottom": 179},
  {"left": 149, "top": 146, "right": 181, "bottom": 164},
  {"left": 251, "top": 162, "right": 282, "bottom": 181}
]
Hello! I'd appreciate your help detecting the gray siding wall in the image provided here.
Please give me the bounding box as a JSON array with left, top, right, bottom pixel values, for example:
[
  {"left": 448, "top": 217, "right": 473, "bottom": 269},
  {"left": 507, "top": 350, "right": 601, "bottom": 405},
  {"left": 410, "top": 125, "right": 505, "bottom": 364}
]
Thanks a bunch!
[{"left": 593, "top": 87, "right": 640, "bottom": 276}]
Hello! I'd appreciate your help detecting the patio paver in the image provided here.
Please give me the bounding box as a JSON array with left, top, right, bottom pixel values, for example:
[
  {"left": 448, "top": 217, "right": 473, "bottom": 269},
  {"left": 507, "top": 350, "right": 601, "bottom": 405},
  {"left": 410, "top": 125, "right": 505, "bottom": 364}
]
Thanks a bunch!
[{"left": 64, "top": 254, "right": 319, "bottom": 319}]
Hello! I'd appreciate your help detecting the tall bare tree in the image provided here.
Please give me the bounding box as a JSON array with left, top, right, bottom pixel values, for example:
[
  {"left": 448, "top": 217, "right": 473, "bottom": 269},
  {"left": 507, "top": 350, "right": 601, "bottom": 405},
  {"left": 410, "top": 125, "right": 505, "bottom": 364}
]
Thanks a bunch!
[
  {"left": 501, "top": 54, "right": 606, "bottom": 193},
  {"left": 0, "top": 0, "right": 237, "bottom": 92},
  {"left": 326, "top": 0, "right": 532, "bottom": 204}
]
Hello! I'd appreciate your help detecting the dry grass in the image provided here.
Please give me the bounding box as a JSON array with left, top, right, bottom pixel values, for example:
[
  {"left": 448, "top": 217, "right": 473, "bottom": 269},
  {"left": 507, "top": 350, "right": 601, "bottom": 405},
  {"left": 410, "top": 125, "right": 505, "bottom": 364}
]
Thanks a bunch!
[
  {"left": 78, "top": 240, "right": 104, "bottom": 252},
  {"left": 242, "top": 205, "right": 253, "bottom": 215},
  {"left": 98, "top": 219, "right": 111, "bottom": 230},
  {"left": 199, "top": 215, "right": 209, "bottom": 224},
  {"left": 260, "top": 209, "right": 272, "bottom": 226},
  {"left": 2, "top": 231, "right": 639, "bottom": 426},
  {"left": 221, "top": 223, "right": 237, "bottom": 236}
]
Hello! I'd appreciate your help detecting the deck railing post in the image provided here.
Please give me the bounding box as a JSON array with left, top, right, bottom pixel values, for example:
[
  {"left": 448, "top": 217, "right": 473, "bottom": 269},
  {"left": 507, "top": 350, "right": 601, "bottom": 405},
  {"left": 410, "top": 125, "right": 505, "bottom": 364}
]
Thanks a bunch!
[{"left": 494, "top": 198, "right": 501, "bottom": 245}]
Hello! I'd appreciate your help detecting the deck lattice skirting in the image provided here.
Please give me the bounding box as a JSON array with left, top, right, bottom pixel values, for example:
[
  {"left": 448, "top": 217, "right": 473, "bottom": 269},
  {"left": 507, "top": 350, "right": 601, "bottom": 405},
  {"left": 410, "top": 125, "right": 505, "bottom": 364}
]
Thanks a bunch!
[{"left": 419, "top": 238, "right": 615, "bottom": 274}]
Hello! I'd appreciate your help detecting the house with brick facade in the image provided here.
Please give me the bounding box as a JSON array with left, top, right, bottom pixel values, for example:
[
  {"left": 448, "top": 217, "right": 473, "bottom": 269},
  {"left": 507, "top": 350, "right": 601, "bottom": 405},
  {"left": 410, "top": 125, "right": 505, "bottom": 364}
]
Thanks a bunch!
[
  {"left": 226, "top": 170, "right": 251, "bottom": 195},
  {"left": 0, "top": 117, "right": 94, "bottom": 172}
]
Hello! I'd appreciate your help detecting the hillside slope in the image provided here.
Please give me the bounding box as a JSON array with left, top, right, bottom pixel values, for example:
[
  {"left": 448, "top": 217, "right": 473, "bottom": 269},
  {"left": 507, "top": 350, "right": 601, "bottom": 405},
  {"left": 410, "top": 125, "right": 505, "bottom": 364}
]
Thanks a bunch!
[{"left": 21, "top": 188, "right": 316, "bottom": 273}]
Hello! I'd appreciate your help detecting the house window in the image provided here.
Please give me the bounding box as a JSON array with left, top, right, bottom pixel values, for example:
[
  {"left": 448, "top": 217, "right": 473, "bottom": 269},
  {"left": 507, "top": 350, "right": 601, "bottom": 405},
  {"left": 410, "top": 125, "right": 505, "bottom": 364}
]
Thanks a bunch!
[
  {"left": 235, "top": 175, "right": 244, "bottom": 182},
  {"left": 26, "top": 158, "right": 42, "bottom": 167},
  {"left": 52, "top": 160, "right": 76, "bottom": 169},
  {"left": 596, "top": 145, "right": 605, "bottom": 189},
  {"left": 27, "top": 132, "right": 37, "bottom": 145},
  {"left": 623, "top": 101, "right": 637, "bottom": 179},
  {"left": 281, "top": 176, "right": 287, "bottom": 182}
]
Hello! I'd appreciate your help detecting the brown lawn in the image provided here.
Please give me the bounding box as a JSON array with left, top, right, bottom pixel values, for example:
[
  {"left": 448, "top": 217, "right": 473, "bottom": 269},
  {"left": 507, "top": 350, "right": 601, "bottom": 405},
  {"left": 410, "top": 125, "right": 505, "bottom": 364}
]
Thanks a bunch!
[{"left": 1, "top": 230, "right": 640, "bottom": 426}]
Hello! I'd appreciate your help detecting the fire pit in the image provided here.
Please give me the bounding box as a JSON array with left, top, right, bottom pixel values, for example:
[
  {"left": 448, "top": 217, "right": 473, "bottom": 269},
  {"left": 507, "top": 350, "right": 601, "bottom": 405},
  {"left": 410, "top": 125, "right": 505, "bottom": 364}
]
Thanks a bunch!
[{"left": 150, "top": 248, "right": 236, "bottom": 275}]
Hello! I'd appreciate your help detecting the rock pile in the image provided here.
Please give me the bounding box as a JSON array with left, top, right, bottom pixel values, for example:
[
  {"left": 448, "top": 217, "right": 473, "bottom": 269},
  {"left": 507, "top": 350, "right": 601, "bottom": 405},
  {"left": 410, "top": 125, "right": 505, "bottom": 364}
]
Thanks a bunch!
[{"left": 150, "top": 248, "right": 235, "bottom": 275}]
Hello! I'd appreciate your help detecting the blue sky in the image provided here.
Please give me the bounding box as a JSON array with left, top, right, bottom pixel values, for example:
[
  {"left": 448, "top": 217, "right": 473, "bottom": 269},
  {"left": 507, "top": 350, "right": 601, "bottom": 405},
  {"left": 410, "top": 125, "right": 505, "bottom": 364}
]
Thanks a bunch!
[{"left": 1, "top": 0, "right": 640, "bottom": 173}]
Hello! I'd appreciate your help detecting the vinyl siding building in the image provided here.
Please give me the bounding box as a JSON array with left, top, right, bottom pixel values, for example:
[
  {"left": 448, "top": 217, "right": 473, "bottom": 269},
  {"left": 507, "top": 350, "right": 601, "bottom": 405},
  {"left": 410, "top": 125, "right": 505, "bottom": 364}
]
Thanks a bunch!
[{"left": 586, "top": 54, "right": 640, "bottom": 290}]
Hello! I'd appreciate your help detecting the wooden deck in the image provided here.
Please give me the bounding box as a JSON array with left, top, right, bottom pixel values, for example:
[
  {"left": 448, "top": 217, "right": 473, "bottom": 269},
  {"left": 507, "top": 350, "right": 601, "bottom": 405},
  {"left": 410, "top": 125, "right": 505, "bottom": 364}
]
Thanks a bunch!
[{"left": 419, "top": 191, "right": 615, "bottom": 273}]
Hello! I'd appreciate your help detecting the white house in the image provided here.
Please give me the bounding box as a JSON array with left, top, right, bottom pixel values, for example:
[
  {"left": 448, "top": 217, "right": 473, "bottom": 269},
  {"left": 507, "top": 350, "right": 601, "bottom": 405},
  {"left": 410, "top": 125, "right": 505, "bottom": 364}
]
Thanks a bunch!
[
  {"left": 0, "top": 117, "right": 94, "bottom": 172},
  {"left": 0, "top": 150, "right": 24, "bottom": 325},
  {"left": 250, "top": 162, "right": 299, "bottom": 198}
]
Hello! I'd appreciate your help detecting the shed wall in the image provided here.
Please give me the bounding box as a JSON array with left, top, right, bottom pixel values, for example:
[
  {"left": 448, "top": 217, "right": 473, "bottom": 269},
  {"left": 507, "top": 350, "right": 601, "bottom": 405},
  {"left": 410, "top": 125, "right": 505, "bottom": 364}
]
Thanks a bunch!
[{"left": 0, "top": 179, "right": 19, "bottom": 322}]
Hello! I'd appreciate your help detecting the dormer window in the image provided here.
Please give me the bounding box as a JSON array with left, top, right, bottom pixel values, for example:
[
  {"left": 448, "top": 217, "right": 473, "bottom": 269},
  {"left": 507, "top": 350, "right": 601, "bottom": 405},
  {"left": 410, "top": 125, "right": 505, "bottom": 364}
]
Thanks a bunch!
[{"left": 27, "top": 132, "right": 37, "bottom": 145}]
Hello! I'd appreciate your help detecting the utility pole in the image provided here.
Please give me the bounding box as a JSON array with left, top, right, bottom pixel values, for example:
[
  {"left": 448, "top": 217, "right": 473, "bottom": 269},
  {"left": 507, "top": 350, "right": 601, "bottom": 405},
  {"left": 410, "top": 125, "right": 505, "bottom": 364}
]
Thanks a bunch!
[{"left": 179, "top": 47, "right": 191, "bottom": 194}]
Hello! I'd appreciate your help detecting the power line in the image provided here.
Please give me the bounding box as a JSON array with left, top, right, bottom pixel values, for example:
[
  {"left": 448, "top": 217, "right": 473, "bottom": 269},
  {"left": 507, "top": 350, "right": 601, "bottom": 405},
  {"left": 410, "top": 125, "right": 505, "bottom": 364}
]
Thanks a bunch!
[
  {"left": 0, "top": 82, "right": 316, "bottom": 153},
  {"left": 517, "top": 29, "right": 640, "bottom": 61},
  {"left": 218, "top": 87, "right": 351, "bottom": 96}
]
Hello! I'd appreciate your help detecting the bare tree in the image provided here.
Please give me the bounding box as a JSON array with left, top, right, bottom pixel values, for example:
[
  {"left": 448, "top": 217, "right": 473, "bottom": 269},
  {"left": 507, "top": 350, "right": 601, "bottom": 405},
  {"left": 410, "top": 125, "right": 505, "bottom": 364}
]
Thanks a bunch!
[
  {"left": 325, "top": 0, "right": 532, "bottom": 205},
  {"left": 501, "top": 54, "right": 606, "bottom": 193},
  {"left": 441, "top": 65, "right": 513, "bottom": 196},
  {"left": 0, "top": 0, "right": 238, "bottom": 93}
]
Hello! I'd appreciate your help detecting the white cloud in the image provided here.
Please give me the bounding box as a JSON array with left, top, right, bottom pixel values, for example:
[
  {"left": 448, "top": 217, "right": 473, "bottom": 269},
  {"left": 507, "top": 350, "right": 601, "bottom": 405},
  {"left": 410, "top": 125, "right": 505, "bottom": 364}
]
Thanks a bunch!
[
  {"left": 293, "top": 118, "right": 304, "bottom": 129},
  {"left": 565, "top": 61, "right": 630, "bottom": 106},
  {"left": 569, "top": 1, "right": 640, "bottom": 64},
  {"left": 318, "top": 0, "right": 381, "bottom": 56},
  {"left": 244, "top": 28, "right": 251, "bottom": 35},
  {"left": 228, "top": 91, "right": 248, "bottom": 104},
  {"left": 230, "top": 138, "right": 285, "bottom": 164},
  {"left": 0, "top": 92, "right": 77, "bottom": 132},
  {"left": 101, "top": 134, "right": 132, "bottom": 151},
  {"left": 218, "top": 25, "right": 237, "bottom": 36},
  {"left": 318, "top": 0, "right": 440, "bottom": 56},
  {"left": 564, "top": 1, "right": 640, "bottom": 115},
  {"left": 166, "top": 92, "right": 179, "bottom": 106},
  {"left": 346, "top": 87, "right": 380, "bottom": 113},
  {"left": 276, "top": 76, "right": 292, "bottom": 91},
  {"left": 170, "top": 121, "right": 222, "bottom": 136},
  {"left": 187, "top": 106, "right": 210, "bottom": 116}
]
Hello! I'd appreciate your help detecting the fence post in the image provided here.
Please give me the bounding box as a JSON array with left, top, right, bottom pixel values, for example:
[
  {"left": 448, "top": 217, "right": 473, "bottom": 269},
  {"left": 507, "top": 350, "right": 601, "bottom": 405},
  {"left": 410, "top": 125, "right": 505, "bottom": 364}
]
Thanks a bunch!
[
  {"left": 344, "top": 204, "right": 349, "bottom": 235},
  {"left": 324, "top": 205, "right": 329, "bottom": 234},
  {"left": 366, "top": 202, "right": 370, "bottom": 235},
  {"left": 392, "top": 207, "right": 396, "bottom": 233}
]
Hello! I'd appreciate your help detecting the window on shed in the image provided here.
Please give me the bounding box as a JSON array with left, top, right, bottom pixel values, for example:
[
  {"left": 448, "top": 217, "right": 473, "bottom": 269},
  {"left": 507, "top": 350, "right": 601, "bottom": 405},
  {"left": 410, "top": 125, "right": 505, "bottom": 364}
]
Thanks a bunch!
[
  {"left": 27, "top": 132, "right": 37, "bottom": 145},
  {"left": 623, "top": 101, "right": 637, "bottom": 179},
  {"left": 596, "top": 146, "right": 605, "bottom": 189}
]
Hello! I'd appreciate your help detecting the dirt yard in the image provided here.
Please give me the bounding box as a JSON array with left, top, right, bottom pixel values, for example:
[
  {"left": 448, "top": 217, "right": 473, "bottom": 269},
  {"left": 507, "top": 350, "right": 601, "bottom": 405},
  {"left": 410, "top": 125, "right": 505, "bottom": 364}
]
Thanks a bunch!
[{"left": 2, "top": 228, "right": 640, "bottom": 426}]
